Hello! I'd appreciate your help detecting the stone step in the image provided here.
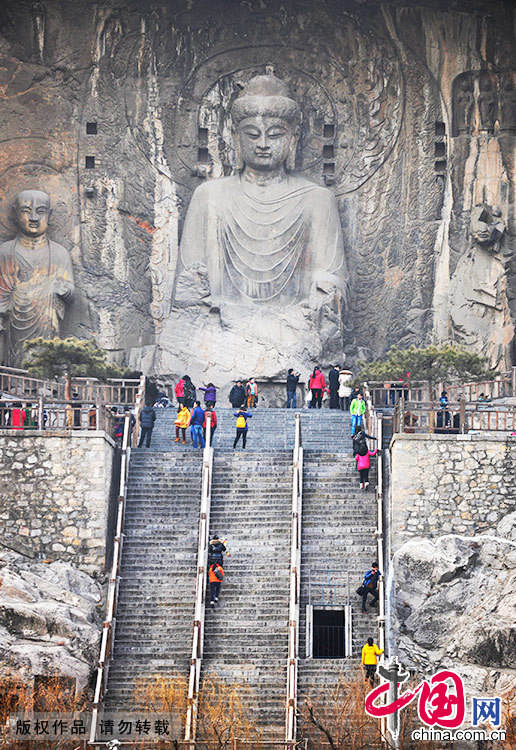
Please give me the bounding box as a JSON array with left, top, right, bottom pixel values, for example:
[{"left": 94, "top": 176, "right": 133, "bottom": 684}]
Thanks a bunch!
[{"left": 106, "top": 404, "right": 377, "bottom": 731}]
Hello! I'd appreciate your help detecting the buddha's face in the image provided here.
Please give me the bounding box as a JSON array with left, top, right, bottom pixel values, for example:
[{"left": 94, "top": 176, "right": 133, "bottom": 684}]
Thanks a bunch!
[
  {"left": 14, "top": 191, "right": 50, "bottom": 237},
  {"left": 237, "top": 115, "right": 297, "bottom": 171}
]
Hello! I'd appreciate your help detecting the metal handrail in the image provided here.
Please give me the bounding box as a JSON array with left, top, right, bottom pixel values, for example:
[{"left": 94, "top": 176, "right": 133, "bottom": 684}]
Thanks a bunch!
[
  {"left": 392, "top": 398, "right": 516, "bottom": 434},
  {"left": 132, "top": 375, "right": 147, "bottom": 447},
  {"left": 184, "top": 414, "right": 213, "bottom": 745},
  {"left": 89, "top": 411, "right": 133, "bottom": 744},
  {"left": 364, "top": 368, "right": 516, "bottom": 406},
  {"left": 363, "top": 384, "right": 387, "bottom": 742},
  {"left": 285, "top": 413, "right": 303, "bottom": 743}
]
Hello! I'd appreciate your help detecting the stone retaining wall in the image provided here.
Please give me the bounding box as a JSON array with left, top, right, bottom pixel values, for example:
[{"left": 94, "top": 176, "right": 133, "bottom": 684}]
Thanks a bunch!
[
  {"left": 0, "top": 431, "right": 115, "bottom": 576},
  {"left": 390, "top": 433, "right": 516, "bottom": 552}
]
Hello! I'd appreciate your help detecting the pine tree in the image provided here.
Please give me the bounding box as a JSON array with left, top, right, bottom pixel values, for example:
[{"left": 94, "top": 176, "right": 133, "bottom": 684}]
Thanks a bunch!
[{"left": 23, "top": 337, "right": 133, "bottom": 399}]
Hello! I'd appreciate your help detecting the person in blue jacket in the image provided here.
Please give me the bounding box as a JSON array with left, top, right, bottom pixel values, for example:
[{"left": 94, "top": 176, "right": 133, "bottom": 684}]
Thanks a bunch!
[
  {"left": 361, "top": 562, "right": 381, "bottom": 613},
  {"left": 188, "top": 400, "right": 205, "bottom": 449}
]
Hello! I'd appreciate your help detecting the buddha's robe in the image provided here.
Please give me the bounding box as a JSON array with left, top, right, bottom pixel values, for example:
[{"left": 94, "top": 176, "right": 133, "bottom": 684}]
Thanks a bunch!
[
  {"left": 0, "top": 238, "right": 74, "bottom": 362},
  {"left": 180, "top": 174, "right": 345, "bottom": 306}
]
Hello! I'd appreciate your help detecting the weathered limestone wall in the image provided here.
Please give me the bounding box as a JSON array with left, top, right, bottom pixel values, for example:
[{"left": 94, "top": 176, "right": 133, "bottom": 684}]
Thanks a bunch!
[
  {"left": 0, "top": 432, "right": 115, "bottom": 575},
  {"left": 390, "top": 434, "right": 516, "bottom": 695},
  {"left": 390, "top": 433, "right": 516, "bottom": 551},
  {"left": 0, "top": 0, "right": 514, "bottom": 383}
]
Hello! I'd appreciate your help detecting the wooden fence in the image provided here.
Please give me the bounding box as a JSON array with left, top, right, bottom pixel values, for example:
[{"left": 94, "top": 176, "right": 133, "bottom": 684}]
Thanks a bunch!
[
  {"left": 393, "top": 398, "right": 516, "bottom": 434},
  {"left": 0, "top": 365, "right": 141, "bottom": 405}
]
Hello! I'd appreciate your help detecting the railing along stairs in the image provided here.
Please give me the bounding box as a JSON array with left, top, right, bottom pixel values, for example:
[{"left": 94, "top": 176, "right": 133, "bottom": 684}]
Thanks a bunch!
[
  {"left": 89, "top": 410, "right": 132, "bottom": 745},
  {"left": 184, "top": 414, "right": 214, "bottom": 746},
  {"left": 285, "top": 413, "right": 303, "bottom": 744},
  {"left": 88, "top": 376, "right": 145, "bottom": 745},
  {"left": 364, "top": 384, "right": 387, "bottom": 744}
]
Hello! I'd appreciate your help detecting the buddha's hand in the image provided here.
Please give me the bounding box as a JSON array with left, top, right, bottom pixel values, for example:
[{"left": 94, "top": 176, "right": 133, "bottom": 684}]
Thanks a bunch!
[{"left": 52, "top": 279, "right": 74, "bottom": 299}]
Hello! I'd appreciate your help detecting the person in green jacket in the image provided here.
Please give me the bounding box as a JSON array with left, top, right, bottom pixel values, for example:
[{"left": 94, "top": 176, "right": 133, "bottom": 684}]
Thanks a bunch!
[{"left": 350, "top": 392, "right": 366, "bottom": 435}]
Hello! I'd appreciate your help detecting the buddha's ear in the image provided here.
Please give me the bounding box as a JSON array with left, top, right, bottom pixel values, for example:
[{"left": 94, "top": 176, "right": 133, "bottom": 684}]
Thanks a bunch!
[
  {"left": 286, "top": 128, "right": 300, "bottom": 172},
  {"left": 233, "top": 127, "right": 244, "bottom": 171}
]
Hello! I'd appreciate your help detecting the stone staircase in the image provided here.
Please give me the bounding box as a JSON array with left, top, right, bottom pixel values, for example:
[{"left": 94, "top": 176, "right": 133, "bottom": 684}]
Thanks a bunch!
[
  {"left": 297, "top": 449, "right": 378, "bottom": 705},
  {"left": 104, "top": 447, "right": 202, "bottom": 709},
  {"left": 102, "top": 405, "right": 379, "bottom": 735},
  {"left": 148, "top": 405, "right": 355, "bottom": 452},
  {"left": 201, "top": 451, "right": 293, "bottom": 741}
]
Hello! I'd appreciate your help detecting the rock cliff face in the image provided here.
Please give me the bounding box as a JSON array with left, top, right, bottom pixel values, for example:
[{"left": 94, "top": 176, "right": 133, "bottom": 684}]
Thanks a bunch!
[
  {"left": 0, "top": 0, "right": 514, "bottom": 383},
  {"left": 392, "top": 533, "right": 516, "bottom": 697},
  {"left": 0, "top": 551, "right": 102, "bottom": 692}
]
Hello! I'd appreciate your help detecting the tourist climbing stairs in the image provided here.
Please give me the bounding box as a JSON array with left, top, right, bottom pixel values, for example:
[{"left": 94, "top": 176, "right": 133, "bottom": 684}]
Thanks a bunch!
[{"left": 297, "top": 442, "right": 378, "bottom": 704}]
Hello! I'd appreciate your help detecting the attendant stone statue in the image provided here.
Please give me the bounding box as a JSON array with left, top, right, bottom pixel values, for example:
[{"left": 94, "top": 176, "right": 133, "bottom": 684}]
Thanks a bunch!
[
  {"left": 0, "top": 190, "right": 75, "bottom": 365},
  {"left": 179, "top": 71, "right": 346, "bottom": 308},
  {"left": 450, "top": 205, "right": 512, "bottom": 370}
]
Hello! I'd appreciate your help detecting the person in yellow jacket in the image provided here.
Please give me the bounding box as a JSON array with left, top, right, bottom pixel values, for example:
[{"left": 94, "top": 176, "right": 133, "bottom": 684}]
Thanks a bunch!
[
  {"left": 174, "top": 404, "right": 190, "bottom": 444},
  {"left": 362, "top": 637, "right": 383, "bottom": 684}
]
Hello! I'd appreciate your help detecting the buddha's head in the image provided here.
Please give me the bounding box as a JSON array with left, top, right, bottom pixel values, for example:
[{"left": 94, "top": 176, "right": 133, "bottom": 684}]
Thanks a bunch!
[
  {"left": 13, "top": 190, "right": 51, "bottom": 237},
  {"left": 231, "top": 72, "right": 301, "bottom": 172}
]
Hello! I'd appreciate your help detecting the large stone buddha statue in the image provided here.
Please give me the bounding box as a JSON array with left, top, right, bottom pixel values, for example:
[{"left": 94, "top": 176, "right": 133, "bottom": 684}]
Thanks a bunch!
[
  {"left": 0, "top": 190, "right": 75, "bottom": 365},
  {"left": 179, "top": 72, "right": 346, "bottom": 307},
  {"left": 159, "top": 72, "right": 347, "bottom": 397}
]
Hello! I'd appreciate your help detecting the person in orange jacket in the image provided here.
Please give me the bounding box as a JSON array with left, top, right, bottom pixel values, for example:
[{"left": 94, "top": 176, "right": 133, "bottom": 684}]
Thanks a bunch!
[
  {"left": 208, "top": 562, "right": 224, "bottom": 608},
  {"left": 361, "top": 637, "right": 384, "bottom": 684}
]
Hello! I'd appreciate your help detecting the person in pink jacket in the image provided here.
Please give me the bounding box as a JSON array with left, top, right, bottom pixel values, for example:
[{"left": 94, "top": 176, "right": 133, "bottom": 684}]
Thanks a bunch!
[
  {"left": 354, "top": 448, "right": 378, "bottom": 490},
  {"left": 309, "top": 367, "right": 327, "bottom": 409}
]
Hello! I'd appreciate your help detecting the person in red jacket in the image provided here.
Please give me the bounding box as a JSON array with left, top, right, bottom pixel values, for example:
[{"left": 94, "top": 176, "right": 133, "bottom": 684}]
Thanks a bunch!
[
  {"left": 174, "top": 378, "right": 185, "bottom": 406},
  {"left": 208, "top": 562, "right": 224, "bottom": 607},
  {"left": 11, "top": 402, "right": 26, "bottom": 430},
  {"left": 309, "top": 367, "right": 327, "bottom": 409},
  {"left": 203, "top": 406, "right": 217, "bottom": 446}
]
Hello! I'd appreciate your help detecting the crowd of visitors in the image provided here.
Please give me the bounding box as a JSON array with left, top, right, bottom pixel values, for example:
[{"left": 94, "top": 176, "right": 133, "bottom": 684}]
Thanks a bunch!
[{"left": 106, "top": 365, "right": 378, "bottom": 455}]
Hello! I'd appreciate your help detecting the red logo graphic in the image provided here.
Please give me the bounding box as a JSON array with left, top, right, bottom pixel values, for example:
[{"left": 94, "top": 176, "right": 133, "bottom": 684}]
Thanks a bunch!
[{"left": 365, "top": 669, "right": 466, "bottom": 729}]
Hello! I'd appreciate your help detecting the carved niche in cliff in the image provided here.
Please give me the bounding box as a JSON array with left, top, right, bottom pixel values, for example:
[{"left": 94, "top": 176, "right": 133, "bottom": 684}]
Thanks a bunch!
[
  {"left": 159, "top": 29, "right": 405, "bottom": 382},
  {"left": 452, "top": 70, "right": 516, "bottom": 137}
]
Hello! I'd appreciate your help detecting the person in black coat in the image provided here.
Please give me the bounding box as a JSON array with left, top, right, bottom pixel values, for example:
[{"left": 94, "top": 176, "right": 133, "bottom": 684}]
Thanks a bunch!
[
  {"left": 352, "top": 426, "right": 377, "bottom": 456},
  {"left": 229, "top": 380, "right": 246, "bottom": 408},
  {"left": 138, "top": 404, "right": 156, "bottom": 448},
  {"left": 328, "top": 365, "right": 340, "bottom": 409},
  {"left": 208, "top": 535, "right": 227, "bottom": 567},
  {"left": 286, "top": 368, "right": 300, "bottom": 408},
  {"left": 182, "top": 375, "right": 196, "bottom": 409}
]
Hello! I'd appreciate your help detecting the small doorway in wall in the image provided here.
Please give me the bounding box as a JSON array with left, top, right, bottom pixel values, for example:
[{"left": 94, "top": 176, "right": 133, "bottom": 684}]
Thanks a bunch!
[
  {"left": 306, "top": 605, "right": 352, "bottom": 658},
  {"left": 313, "top": 609, "right": 346, "bottom": 658}
]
